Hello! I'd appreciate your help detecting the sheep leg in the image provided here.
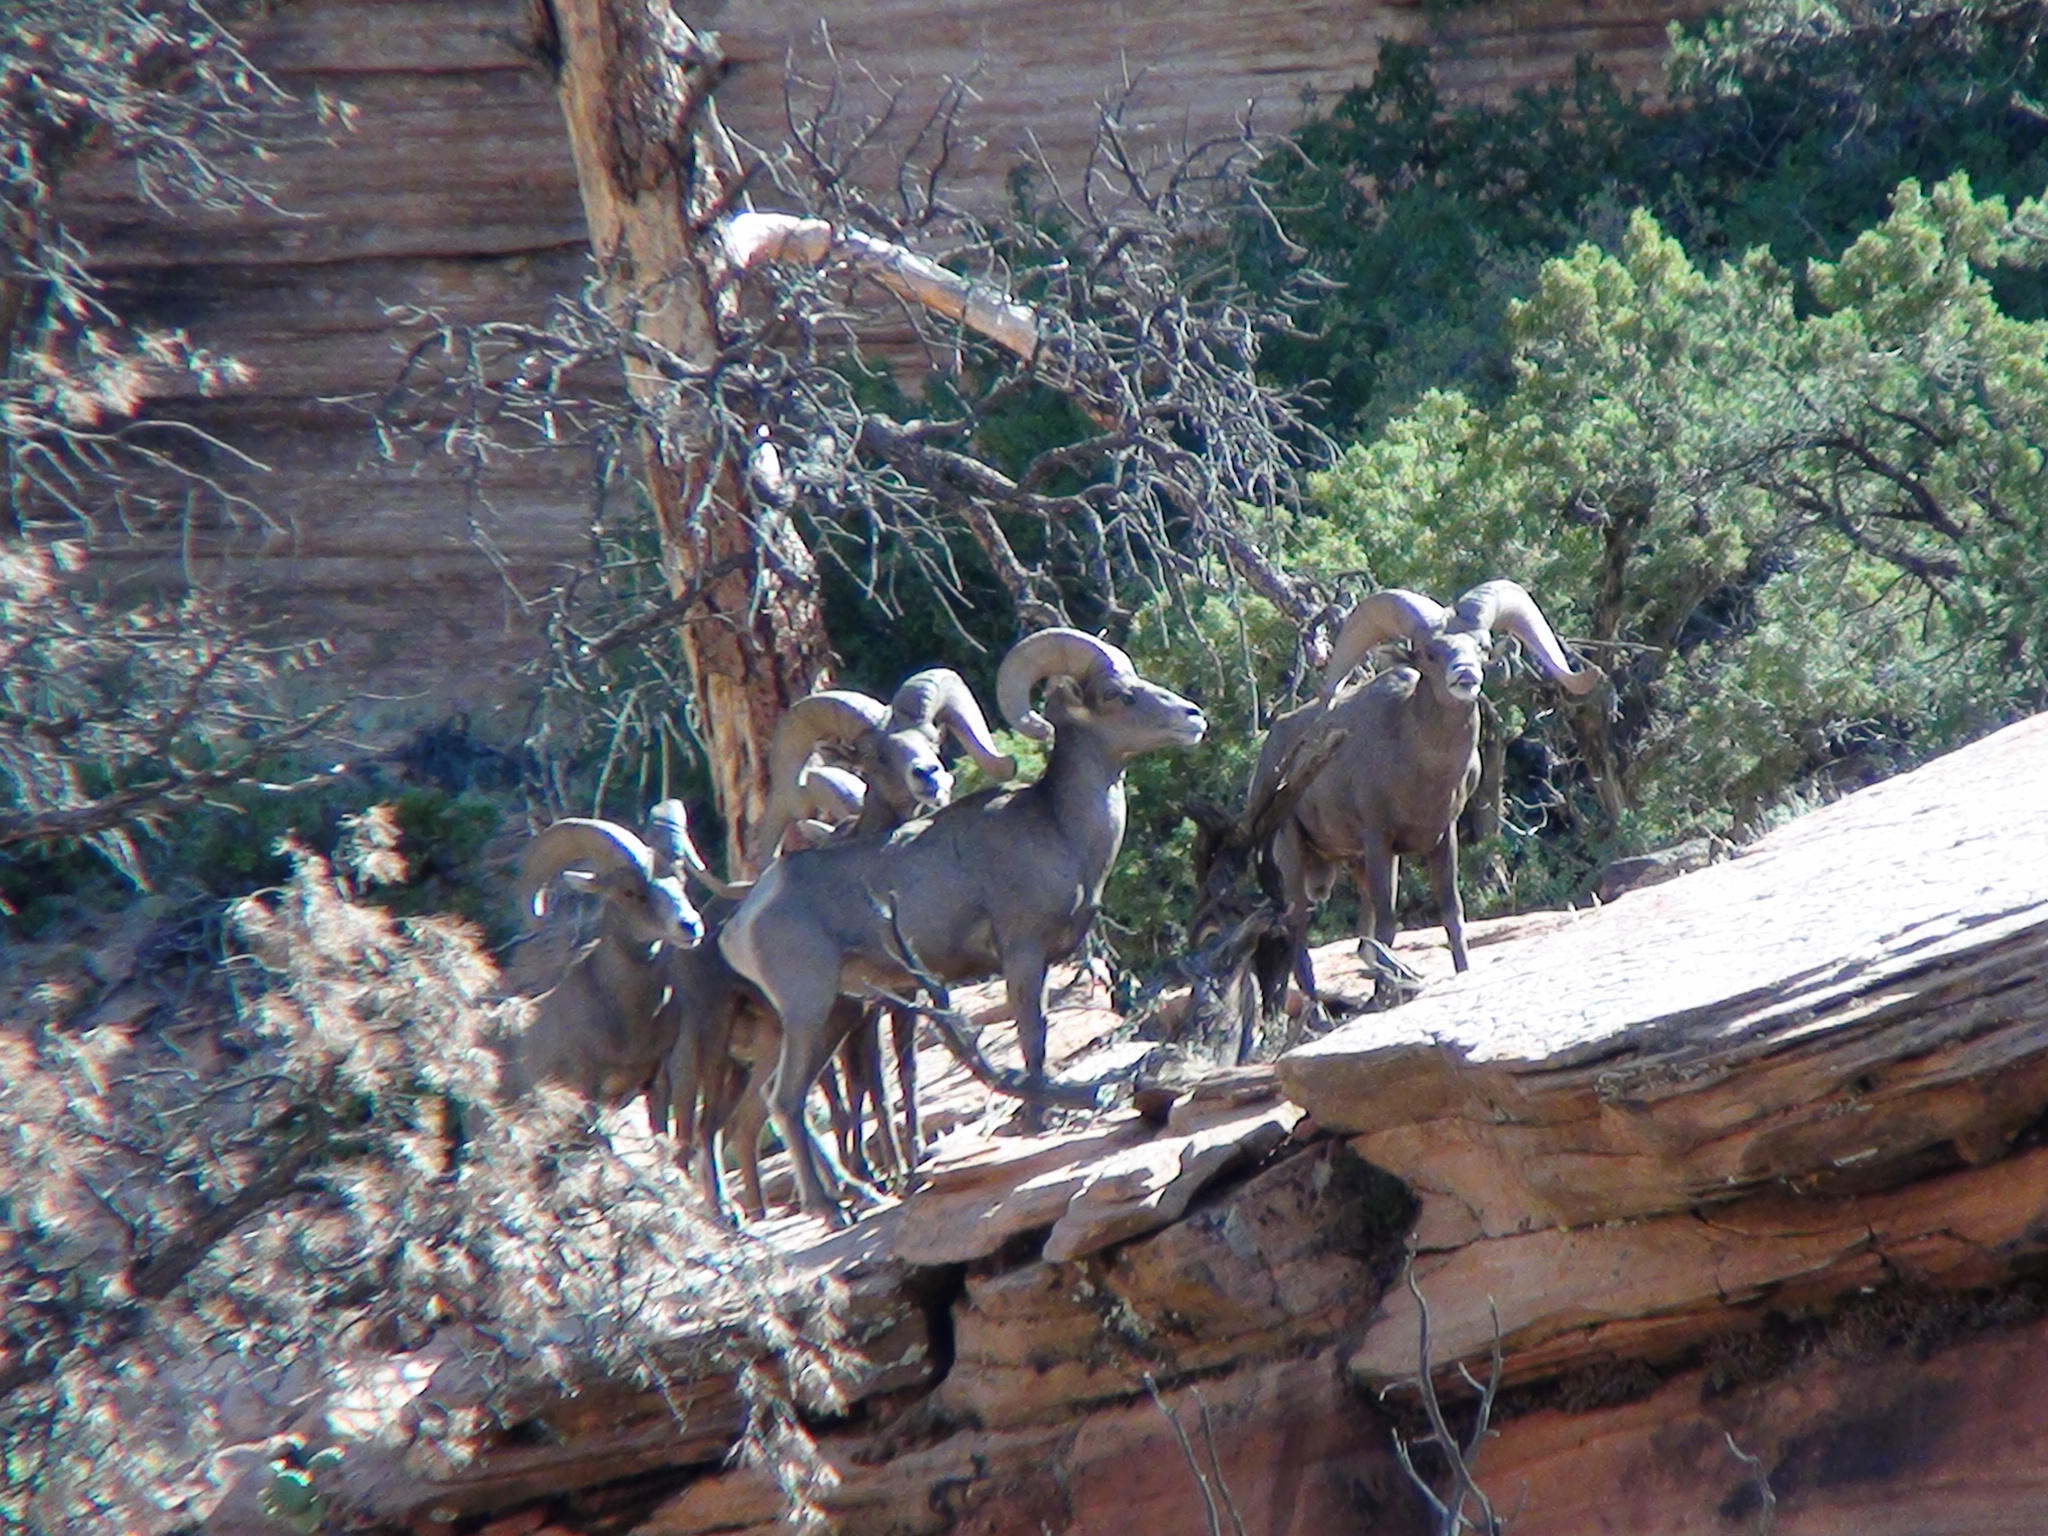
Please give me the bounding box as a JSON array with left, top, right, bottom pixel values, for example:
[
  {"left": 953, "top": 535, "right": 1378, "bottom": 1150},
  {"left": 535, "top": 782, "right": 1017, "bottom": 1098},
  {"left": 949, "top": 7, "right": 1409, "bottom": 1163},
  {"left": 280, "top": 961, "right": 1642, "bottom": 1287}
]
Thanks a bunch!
[
  {"left": 835, "top": 1007, "right": 896, "bottom": 1189},
  {"left": 890, "top": 1002, "right": 920, "bottom": 1182},
  {"left": 650, "top": 1043, "right": 729, "bottom": 1221},
  {"left": 733, "top": 1073, "right": 770, "bottom": 1228},
  {"left": 1426, "top": 827, "right": 1470, "bottom": 972},
  {"left": 1290, "top": 943, "right": 1320, "bottom": 1003},
  {"left": 851, "top": 1003, "right": 908, "bottom": 1189},
  {"left": 691, "top": 1039, "right": 749, "bottom": 1220},
  {"left": 1357, "top": 846, "right": 1403, "bottom": 997},
  {"left": 761, "top": 975, "right": 851, "bottom": 1221},
  {"left": 819, "top": 1048, "right": 874, "bottom": 1185},
  {"left": 1258, "top": 822, "right": 1319, "bottom": 1023},
  {"left": 1234, "top": 965, "right": 1261, "bottom": 1065},
  {"left": 818, "top": 996, "right": 894, "bottom": 1203},
  {"left": 768, "top": 1031, "right": 842, "bottom": 1220},
  {"left": 1004, "top": 943, "right": 1054, "bottom": 1133}
]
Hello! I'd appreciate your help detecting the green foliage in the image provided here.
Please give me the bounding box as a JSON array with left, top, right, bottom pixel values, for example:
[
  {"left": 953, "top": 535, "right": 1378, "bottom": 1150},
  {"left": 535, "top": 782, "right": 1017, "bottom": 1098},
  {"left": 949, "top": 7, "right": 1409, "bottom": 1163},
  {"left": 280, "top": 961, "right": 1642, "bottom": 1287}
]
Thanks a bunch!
[
  {"left": 1308, "top": 175, "right": 2048, "bottom": 863},
  {"left": 1256, "top": 7, "right": 2048, "bottom": 434},
  {"left": 1, "top": 764, "right": 514, "bottom": 947},
  {"left": 1097, "top": 583, "right": 1302, "bottom": 968}
]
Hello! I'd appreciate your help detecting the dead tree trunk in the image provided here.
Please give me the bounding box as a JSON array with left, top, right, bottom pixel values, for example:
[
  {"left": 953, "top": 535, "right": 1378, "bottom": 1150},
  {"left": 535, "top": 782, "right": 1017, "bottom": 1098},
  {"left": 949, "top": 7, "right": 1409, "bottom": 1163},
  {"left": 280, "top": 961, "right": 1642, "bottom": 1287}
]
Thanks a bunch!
[{"left": 547, "top": 0, "right": 832, "bottom": 874}]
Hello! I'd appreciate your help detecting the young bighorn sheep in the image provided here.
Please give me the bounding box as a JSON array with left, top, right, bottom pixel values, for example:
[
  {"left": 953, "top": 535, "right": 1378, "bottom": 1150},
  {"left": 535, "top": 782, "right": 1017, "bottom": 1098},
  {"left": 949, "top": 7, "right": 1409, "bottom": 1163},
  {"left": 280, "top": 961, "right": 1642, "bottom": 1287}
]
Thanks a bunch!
[
  {"left": 498, "top": 804, "right": 709, "bottom": 1103},
  {"left": 753, "top": 667, "right": 1017, "bottom": 864},
  {"left": 1250, "top": 579, "right": 1601, "bottom": 1016},
  {"left": 645, "top": 899, "right": 779, "bottom": 1216},
  {"left": 718, "top": 629, "right": 1206, "bottom": 1219}
]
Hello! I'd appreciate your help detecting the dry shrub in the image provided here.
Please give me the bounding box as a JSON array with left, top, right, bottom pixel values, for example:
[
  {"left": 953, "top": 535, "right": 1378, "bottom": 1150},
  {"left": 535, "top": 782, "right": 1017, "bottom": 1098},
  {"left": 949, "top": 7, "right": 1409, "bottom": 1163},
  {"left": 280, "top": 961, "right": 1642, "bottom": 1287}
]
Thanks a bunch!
[{"left": 0, "top": 841, "right": 846, "bottom": 1533}]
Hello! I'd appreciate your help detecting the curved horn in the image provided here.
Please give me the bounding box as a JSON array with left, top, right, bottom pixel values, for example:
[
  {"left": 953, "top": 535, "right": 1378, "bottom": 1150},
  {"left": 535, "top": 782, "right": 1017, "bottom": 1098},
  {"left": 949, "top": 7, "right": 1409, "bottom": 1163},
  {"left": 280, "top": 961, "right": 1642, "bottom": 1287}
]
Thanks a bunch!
[
  {"left": 796, "top": 763, "right": 868, "bottom": 825},
  {"left": 888, "top": 667, "right": 1018, "bottom": 782},
  {"left": 758, "top": 689, "right": 890, "bottom": 861},
  {"left": 646, "top": 799, "right": 746, "bottom": 900},
  {"left": 1320, "top": 589, "right": 1450, "bottom": 696},
  {"left": 521, "top": 819, "right": 654, "bottom": 918},
  {"left": 996, "top": 628, "right": 1136, "bottom": 741},
  {"left": 1452, "top": 580, "right": 1603, "bottom": 695}
]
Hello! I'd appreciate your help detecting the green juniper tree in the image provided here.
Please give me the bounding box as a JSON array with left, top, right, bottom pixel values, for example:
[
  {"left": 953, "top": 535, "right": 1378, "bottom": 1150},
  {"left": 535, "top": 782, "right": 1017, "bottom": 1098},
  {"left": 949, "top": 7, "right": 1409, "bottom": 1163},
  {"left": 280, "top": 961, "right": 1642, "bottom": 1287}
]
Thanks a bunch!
[{"left": 1305, "top": 175, "right": 2048, "bottom": 861}]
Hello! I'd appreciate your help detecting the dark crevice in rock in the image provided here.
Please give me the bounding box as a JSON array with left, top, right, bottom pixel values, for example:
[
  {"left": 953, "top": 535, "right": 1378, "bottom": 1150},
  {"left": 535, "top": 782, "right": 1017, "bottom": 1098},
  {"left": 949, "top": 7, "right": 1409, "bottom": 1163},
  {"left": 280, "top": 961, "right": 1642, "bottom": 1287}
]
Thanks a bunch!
[{"left": 1492, "top": 1269, "right": 2048, "bottom": 1428}]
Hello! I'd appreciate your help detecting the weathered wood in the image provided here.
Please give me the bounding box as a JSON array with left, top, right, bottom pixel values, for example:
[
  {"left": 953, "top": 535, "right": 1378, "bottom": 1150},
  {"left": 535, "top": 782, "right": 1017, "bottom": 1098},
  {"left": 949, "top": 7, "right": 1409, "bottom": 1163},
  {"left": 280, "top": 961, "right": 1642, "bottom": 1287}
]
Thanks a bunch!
[
  {"left": 548, "top": 0, "right": 833, "bottom": 871},
  {"left": 724, "top": 212, "right": 1044, "bottom": 362}
]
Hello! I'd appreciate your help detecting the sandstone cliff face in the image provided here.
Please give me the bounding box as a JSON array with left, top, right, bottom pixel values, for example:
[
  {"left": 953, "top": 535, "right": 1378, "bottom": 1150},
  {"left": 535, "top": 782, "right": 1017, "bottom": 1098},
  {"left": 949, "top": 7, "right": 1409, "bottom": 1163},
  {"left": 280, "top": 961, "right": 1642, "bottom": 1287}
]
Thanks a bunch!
[
  {"left": 187, "top": 711, "right": 2048, "bottom": 1536},
  {"left": 60, "top": 0, "right": 1704, "bottom": 730},
  {"left": 62, "top": 1, "right": 592, "bottom": 729}
]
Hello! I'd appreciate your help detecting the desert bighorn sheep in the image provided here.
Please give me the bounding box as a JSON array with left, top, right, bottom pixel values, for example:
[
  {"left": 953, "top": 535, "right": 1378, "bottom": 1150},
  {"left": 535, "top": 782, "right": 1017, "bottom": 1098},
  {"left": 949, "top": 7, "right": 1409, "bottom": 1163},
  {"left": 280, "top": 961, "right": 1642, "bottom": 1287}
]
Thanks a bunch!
[
  {"left": 758, "top": 668, "right": 1015, "bottom": 1177},
  {"left": 718, "top": 629, "right": 1206, "bottom": 1218},
  {"left": 646, "top": 898, "right": 781, "bottom": 1217},
  {"left": 498, "top": 804, "right": 708, "bottom": 1103},
  {"left": 1250, "top": 579, "right": 1601, "bottom": 1016},
  {"left": 753, "top": 668, "right": 1017, "bottom": 863}
]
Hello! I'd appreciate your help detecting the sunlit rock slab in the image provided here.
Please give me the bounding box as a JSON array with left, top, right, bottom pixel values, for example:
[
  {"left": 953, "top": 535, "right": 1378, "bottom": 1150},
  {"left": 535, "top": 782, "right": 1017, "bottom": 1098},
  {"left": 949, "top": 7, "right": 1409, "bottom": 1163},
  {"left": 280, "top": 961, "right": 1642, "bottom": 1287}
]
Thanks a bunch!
[{"left": 1279, "top": 712, "right": 2048, "bottom": 1232}]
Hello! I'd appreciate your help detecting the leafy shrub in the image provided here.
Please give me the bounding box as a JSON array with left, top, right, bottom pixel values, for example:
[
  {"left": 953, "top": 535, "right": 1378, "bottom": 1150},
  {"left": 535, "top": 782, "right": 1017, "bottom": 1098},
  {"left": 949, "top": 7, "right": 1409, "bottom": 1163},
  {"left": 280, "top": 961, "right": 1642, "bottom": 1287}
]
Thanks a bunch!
[
  {"left": 1254, "top": 2, "right": 2048, "bottom": 435},
  {"left": 1306, "top": 175, "right": 2048, "bottom": 868}
]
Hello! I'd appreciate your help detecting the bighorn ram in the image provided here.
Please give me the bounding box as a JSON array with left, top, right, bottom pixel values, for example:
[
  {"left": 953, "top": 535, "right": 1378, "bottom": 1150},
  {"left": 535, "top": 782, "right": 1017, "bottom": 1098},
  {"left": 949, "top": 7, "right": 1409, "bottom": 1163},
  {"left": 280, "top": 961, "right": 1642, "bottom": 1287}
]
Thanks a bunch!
[
  {"left": 753, "top": 668, "right": 1017, "bottom": 863},
  {"left": 718, "top": 629, "right": 1206, "bottom": 1218},
  {"left": 754, "top": 667, "right": 1016, "bottom": 1180},
  {"left": 499, "top": 803, "right": 708, "bottom": 1102},
  {"left": 1250, "top": 579, "right": 1601, "bottom": 1016}
]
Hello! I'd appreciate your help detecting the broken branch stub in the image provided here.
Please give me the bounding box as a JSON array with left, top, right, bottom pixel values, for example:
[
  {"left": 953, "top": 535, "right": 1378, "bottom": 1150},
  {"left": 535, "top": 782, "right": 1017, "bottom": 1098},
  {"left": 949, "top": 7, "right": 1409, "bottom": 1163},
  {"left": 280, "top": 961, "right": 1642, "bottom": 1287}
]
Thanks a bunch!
[{"left": 723, "top": 210, "right": 1044, "bottom": 363}]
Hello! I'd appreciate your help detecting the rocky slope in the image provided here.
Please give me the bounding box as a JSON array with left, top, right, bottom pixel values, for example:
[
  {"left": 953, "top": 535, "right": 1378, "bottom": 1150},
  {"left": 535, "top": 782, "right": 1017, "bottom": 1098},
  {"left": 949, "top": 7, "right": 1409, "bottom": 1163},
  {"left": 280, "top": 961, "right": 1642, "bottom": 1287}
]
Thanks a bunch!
[
  {"left": 219, "top": 709, "right": 2048, "bottom": 1535},
  {"left": 57, "top": 0, "right": 1706, "bottom": 730}
]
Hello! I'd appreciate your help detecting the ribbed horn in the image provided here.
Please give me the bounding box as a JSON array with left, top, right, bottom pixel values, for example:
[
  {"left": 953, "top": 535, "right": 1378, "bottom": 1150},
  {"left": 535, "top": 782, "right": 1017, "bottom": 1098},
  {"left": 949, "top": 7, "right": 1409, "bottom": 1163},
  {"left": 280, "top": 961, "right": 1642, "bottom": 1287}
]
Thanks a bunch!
[
  {"left": 758, "top": 689, "right": 890, "bottom": 860},
  {"left": 521, "top": 819, "right": 654, "bottom": 918},
  {"left": 996, "top": 628, "right": 1136, "bottom": 741},
  {"left": 888, "top": 667, "right": 1018, "bottom": 781},
  {"left": 646, "top": 799, "right": 744, "bottom": 899},
  {"left": 1452, "top": 580, "right": 1603, "bottom": 695},
  {"left": 1320, "top": 589, "right": 1450, "bottom": 696},
  {"left": 795, "top": 763, "right": 868, "bottom": 826}
]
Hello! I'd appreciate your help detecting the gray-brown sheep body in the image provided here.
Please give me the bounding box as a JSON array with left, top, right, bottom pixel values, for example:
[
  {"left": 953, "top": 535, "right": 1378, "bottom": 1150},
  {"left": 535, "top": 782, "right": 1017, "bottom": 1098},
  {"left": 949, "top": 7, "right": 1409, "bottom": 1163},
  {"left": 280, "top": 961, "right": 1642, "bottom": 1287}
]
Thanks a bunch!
[
  {"left": 1249, "top": 581, "right": 1600, "bottom": 1031},
  {"left": 717, "top": 629, "right": 1205, "bottom": 1219}
]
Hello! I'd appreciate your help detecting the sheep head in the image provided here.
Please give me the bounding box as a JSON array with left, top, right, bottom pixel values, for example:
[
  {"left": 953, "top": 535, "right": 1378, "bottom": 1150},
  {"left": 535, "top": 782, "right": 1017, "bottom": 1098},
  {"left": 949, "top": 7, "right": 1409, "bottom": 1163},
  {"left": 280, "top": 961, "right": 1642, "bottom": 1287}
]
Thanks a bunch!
[
  {"left": 645, "top": 798, "right": 747, "bottom": 902},
  {"left": 794, "top": 763, "right": 867, "bottom": 826},
  {"left": 1322, "top": 581, "right": 1600, "bottom": 709},
  {"left": 776, "top": 764, "right": 868, "bottom": 851},
  {"left": 886, "top": 667, "right": 1018, "bottom": 786},
  {"left": 521, "top": 817, "right": 703, "bottom": 946},
  {"left": 997, "top": 627, "right": 1206, "bottom": 757},
  {"left": 1321, "top": 588, "right": 1484, "bottom": 705}
]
